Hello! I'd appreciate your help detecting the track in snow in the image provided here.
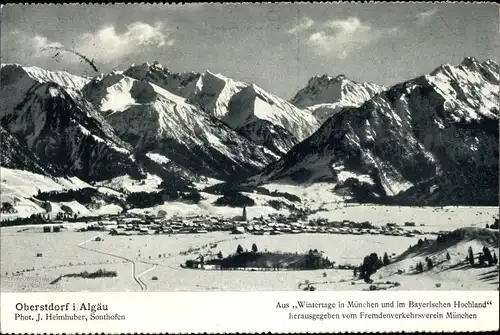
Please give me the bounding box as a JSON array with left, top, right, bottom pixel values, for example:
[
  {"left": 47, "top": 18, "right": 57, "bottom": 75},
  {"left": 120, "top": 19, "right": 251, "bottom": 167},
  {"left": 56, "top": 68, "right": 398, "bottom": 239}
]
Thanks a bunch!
[{"left": 77, "top": 233, "right": 157, "bottom": 291}]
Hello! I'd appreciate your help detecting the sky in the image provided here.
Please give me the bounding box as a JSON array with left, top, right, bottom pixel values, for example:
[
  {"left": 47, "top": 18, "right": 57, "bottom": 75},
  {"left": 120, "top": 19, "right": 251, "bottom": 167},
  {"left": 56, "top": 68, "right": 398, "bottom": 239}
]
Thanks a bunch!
[{"left": 1, "top": 3, "right": 499, "bottom": 99}]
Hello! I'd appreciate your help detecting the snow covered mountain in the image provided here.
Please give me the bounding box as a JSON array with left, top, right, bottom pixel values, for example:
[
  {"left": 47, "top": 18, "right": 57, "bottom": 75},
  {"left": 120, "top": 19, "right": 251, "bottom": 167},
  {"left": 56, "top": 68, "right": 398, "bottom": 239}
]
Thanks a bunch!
[
  {"left": 124, "top": 62, "right": 246, "bottom": 119},
  {"left": 123, "top": 62, "right": 320, "bottom": 155},
  {"left": 290, "top": 74, "right": 386, "bottom": 123},
  {"left": 2, "top": 58, "right": 497, "bottom": 206},
  {"left": 0, "top": 64, "right": 144, "bottom": 181},
  {"left": 222, "top": 83, "right": 320, "bottom": 156},
  {"left": 225, "top": 84, "right": 320, "bottom": 140},
  {"left": 1, "top": 64, "right": 89, "bottom": 118},
  {"left": 185, "top": 72, "right": 321, "bottom": 154},
  {"left": 185, "top": 70, "right": 248, "bottom": 119},
  {"left": 83, "top": 71, "right": 275, "bottom": 180},
  {"left": 252, "top": 57, "right": 499, "bottom": 206},
  {"left": 1, "top": 64, "right": 281, "bottom": 182},
  {"left": 124, "top": 62, "right": 200, "bottom": 99}
]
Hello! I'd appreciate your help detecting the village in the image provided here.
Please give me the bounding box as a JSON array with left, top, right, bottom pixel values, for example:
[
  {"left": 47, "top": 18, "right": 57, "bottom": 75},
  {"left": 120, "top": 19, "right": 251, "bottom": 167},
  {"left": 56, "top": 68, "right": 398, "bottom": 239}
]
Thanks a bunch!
[{"left": 37, "top": 206, "right": 459, "bottom": 239}]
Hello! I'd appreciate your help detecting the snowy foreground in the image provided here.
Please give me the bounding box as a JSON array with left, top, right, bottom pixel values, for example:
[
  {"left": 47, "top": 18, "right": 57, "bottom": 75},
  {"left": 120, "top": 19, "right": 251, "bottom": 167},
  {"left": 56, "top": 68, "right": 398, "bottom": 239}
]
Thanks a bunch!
[
  {"left": 1, "top": 224, "right": 498, "bottom": 292},
  {"left": 1, "top": 168, "right": 498, "bottom": 292}
]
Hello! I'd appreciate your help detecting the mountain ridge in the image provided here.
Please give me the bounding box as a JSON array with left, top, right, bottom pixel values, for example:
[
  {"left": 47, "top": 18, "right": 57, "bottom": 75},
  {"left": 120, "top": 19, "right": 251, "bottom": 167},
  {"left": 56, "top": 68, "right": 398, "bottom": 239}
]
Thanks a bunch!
[
  {"left": 1, "top": 58, "right": 497, "bottom": 207},
  {"left": 250, "top": 57, "right": 499, "bottom": 206}
]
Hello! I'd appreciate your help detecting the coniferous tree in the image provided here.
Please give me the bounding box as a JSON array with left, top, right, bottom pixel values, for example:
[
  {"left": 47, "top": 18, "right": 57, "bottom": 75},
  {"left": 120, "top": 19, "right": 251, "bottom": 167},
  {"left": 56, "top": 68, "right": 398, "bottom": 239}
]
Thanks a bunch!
[
  {"left": 427, "top": 258, "right": 434, "bottom": 270},
  {"left": 493, "top": 252, "right": 498, "bottom": 265},
  {"left": 483, "top": 246, "right": 493, "bottom": 266},
  {"left": 383, "top": 252, "right": 390, "bottom": 266},
  {"left": 360, "top": 253, "right": 379, "bottom": 282},
  {"left": 468, "top": 246, "right": 474, "bottom": 265},
  {"left": 446, "top": 252, "right": 451, "bottom": 261},
  {"left": 252, "top": 243, "right": 258, "bottom": 253},
  {"left": 236, "top": 244, "right": 244, "bottom": 255}
]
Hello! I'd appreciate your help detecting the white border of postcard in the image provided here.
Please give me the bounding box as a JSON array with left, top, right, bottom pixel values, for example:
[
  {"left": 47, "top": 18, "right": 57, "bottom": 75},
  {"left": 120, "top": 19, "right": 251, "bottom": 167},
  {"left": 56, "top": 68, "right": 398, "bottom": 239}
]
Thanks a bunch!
[{"left": 1, "top": 291, "right": 499, "bottom": 333}]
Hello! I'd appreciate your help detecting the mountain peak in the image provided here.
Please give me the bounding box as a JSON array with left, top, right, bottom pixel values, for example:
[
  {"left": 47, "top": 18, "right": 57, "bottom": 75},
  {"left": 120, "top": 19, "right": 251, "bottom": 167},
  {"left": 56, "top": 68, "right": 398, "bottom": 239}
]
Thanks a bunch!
[
  {"left": 483, "top": 58, "right": 499, "bottom": 66},
  {"left": 428, "top": 58, "right": 499, "bottom": 86},
  {"left": 125, "top": 62, "right": 170, "bottom": 80},
  {"left": 256, "top": 59, "right": 499, "bottom": 206},
  {"left": 307, "top": 74, "right": 349, "bottom": 86},
  {"left": 201, "top": 70, "right": 238, "bottom": 85},
  {"left": 151, "top": 61, "right": 164, "bottom": 69},
  {"left": 129, "top": 61, "right": 162, "bottom": 69},
  {"left": 335, "top": 74, "right": 347, "bottom": 81},
  {"left": 460, "top": 56, "right": 481, "bottom": 70},
  {"left": 204, "top": 69, "right": 217, "bottom": 76},
  {"left": 461, "top": 56, "right": 479, "bottom": 64},
  {"left": 291, "top": 73, "right": 385, "bottom": 112},
  {"left": 1, "top": 63, "right": 90, "bottom": 89}
]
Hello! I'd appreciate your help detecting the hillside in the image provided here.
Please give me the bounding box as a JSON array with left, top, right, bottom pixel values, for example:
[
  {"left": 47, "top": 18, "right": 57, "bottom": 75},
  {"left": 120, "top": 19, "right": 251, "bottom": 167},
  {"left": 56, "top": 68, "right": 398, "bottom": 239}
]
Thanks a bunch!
[
  {"left": 124, "top": 63, "right": 320, "bottom": 155},
  {"left": 252, "top": 57, "right": 499, "bottom": 206},
  {"left": 84, "top": 72, "right": 275, "bottom": 180},
  {"left": 0, "top": 65, "right": 143, "bottom": 181},
  {"left": 1, "top": 58, "right": 497, "bottom": 209},
  {"left": 0, "top": 125, "right": 60, "bottom": 176},
  {"left": 0, "top": 64, "right": 280, "bottom": 182},
  {"left": 374, "top": 227, "right": 499, "bottom": 290}
]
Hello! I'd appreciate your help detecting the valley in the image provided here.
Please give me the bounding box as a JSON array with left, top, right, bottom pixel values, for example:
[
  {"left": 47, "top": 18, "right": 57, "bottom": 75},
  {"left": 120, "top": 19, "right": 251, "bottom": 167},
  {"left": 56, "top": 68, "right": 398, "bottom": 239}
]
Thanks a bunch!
[{"left": 1, "top": 57, "right": 498, "bottom": 293}]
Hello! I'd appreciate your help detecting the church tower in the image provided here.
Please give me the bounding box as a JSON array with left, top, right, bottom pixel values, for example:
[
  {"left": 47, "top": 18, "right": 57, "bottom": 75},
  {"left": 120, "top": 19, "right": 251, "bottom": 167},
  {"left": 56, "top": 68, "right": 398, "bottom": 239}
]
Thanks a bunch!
[{"left": 242, "top": 206, "right": 247, "bottom": 221}]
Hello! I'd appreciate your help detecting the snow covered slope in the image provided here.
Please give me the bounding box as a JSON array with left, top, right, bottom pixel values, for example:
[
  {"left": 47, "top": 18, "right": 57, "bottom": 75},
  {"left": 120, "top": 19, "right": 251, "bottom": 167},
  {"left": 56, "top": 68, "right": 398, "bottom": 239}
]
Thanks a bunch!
[
  {"left": 291, "top": 74, "right": 386, "bottom": 123},
  {"left": 85, "top": 72, "right": 276, "bottom": 180},
  {"left": 186, "top": 70, "right": 248, "bottom": 118},
  {"left": 377, "top": 227, "right": 499, "bottom": 290},
  {"left": 0, "top": 64, "right": 88, "bottom": 119},
  {"left": 225, "top": 84, "right": 320, "bottom": 141},
  {"left": 124, "top": 63, "right": 248, "bottom": 119},
  {"left": 82, "top": 72, "right": 138, "bottom": 114},
  {"left": 124, "top": 63, "right": 319, "bottom": 155},
  {"left": 187, "top": 73, "right": 321, "bottom": 155},
  {"left": 0, "top": 64, "right": 279, "bottom": 183},
  {"left": 0, "top": 167, "right": 93, "bottom": 218},
  {"left": 0, "top": 65, "right": 143, "bottom": 181},
  {"left": 221, "top": 84, "right": 321, "bottom": 155},
  {"left": 252, "top": 58, "right": 499, "bottom": 206}
]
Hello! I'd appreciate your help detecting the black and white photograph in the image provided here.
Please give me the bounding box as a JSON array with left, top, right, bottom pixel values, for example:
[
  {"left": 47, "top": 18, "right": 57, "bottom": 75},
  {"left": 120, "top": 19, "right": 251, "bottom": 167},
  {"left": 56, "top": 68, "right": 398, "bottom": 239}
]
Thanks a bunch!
[{"left": 0, "top": 2, "right": 498, "bottom": 294}]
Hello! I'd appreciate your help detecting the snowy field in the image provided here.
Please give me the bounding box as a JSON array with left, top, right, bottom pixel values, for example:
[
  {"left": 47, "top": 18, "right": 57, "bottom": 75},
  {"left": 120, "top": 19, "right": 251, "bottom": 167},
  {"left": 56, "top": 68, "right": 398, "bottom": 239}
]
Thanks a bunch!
[
  {"left": 2, "top": 225, "right": 497, "bottom": 292},
  {"left": 1, "top": 172, "right": 497, "bottom": 292},
  {"left": 311, "top": 204, "right": 497, "bottom": 230}
]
